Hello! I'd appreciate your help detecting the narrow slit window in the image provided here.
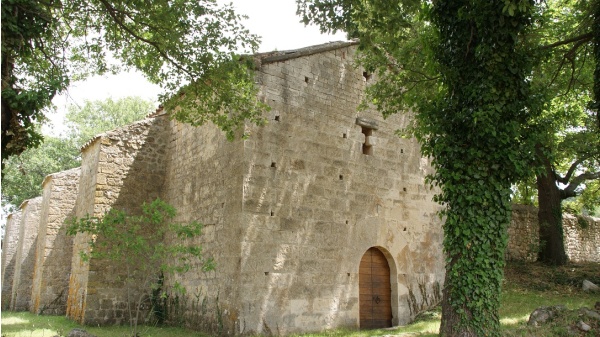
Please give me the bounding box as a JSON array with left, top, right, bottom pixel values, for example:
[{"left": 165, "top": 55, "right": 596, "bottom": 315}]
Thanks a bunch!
[{"left": 361, "top": 126, "right": 374, "bottom": 155}]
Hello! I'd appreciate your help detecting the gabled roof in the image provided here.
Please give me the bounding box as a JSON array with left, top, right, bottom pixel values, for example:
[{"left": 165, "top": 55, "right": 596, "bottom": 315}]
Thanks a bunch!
[
  {"left": 79, "top": 41, "right": 359, "bottom": 152},
  {"left": 257, "top": 40, "right": 358, "bottom": 64}
]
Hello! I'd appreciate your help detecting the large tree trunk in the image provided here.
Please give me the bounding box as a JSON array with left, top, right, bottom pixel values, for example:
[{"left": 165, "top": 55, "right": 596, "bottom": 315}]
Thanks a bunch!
[
  {"left": 439, "top": 184, "right": 509, "bottom": 337},
  {"left": 537, "top": 164, "right": 568, "bottom": 265},
  {"left": 440, "top": 263, "right": 477, "bottom": 337}
]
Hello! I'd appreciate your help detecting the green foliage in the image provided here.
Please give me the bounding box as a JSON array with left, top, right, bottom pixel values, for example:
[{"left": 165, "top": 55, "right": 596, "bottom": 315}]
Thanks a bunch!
[
  {"left": 528, "top": 0, "right": 600, "bottom": 213},
  {"left": 66, "top": 198, "right": 213, "bottom": 274},
  {"left": 511, "top": 176, "right": 538, "bottom": 206},
  {"left": 1, "top": 0, "right": 65, "bottom": 165},
  {"left": 1, "top": 0, "right": 268, "bottom": 167},
  {"left": 563, "top": 178, "right": 600, "bottom": 216},
  {"left": 0, "top": 135, "right": 80, "bottom": 210},
  {"left": 65, "top": 96, "right": 155, "bottom": 147},
  {"left": 66, "top": 198, "right": 214, "bottom": 334},
  {"left": 1, "top": 96, "right": 157, "bottom": 210}
]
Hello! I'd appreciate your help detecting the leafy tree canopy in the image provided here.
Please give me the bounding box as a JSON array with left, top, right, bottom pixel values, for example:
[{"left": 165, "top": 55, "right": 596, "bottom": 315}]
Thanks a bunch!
[
  {"left": 1, "top": 96, "right": 154, "bottom": 211},
  {"left": 1, "top": 134, "right": 79, "bottom": 210},
  {"left": 65, "top": 96, "right": 155, "bottom": 147},
  {"left": 1, "top": 0, "right": 268, "bottom": 168}
]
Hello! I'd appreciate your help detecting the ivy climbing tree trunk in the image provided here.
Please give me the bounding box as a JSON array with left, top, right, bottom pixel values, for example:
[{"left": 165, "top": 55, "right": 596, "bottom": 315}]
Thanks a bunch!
[
  {"left": 439, "top": 183, "right": 511, "bottom": 337},
  {"left": 429, "top": 2, "right": 537, "bottom": 336},
  {"left": 537, "top": 162, "right": 568, "bottom": 266}
]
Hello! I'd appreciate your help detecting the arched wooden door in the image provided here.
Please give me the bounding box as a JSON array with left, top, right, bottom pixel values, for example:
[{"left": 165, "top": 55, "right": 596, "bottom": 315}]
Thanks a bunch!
[{"left": 359, "top": 247, "right": 392, "bottom": 329}]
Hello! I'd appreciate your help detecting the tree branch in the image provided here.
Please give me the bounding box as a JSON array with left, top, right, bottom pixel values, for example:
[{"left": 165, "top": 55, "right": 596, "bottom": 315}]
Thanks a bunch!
[
  {"left": 560, "top": 170, "right": 600, "bottom": 199},
  {"left": 555, "top": 157, "right": 586, "bottom": 184},
  {"left": 541, "top": 32, "right": 593, "bottom": 50},
  {"left": 96, "top": 0, "right": 194, "bottom": 77}
]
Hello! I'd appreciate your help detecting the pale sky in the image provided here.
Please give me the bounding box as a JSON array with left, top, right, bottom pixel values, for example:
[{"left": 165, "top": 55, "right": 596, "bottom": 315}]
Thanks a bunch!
[{"left": 47, "top": 0, "right": 346, "bottom": 134}]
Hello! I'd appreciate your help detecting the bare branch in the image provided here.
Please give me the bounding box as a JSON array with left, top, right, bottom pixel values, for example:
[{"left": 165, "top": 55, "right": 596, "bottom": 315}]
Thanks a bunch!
[
  {"left": 541, "top": 32, "right": 593, "bottom": 50},
  {"left": 555, "top": 157, "right": 587, "bottom": 184},
  {"left": 560, "top": 170, "right": 600, "bottom": 199}
]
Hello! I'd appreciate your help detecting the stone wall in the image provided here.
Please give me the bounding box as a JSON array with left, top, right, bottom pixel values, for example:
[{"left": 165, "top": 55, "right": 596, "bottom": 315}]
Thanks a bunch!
[
  {"left": 159, "top": 42, "right": 445, "bottom": 335},
  {"left": 235, "top": 42, "right": 443, "bottom": 335},
  {"left": 507, "top": 204, "right": 600, "bottom": 263},
  {"left": 10, "top": 197, "right": 42, "bottom": 311},
  {"left": 31, "top": 168, "right": 81, "bottom": 315},
  {"left": 67, "top": 139, "right": 101, "bottom": 323},
  {"left": 507, "top": 205, "right": 539, "bottom": 261},
  {"left": 67, "top": 115, "right": 170, "bottom": 324},
  {"left": 563, "top": 213, "right": 600, "bottom": 263},
  {"left": 161, "top": 115, "right": 247, "bottom": 333},
  {"left": 1, "top": 211, "right": 22, "bottom": 309}
]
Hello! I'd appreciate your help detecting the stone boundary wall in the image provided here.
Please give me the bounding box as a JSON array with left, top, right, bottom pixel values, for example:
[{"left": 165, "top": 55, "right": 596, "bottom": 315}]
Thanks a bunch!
[
  {"left": 31, "top": 167, "right": 81, "bottom": 315},
  {"left": 507, "top": 204, "right": 600, "bottom": 262},
  {"left": 67, "top": 115, "right": 169, "bottom": 325},
  {"left": 10, "top": 197, "right": 42, "bottom": 311},
  {"left": 507, "top": 205, "right": 539, "bottom": 261},
  {"left": 563, "top": 213, "right": 600, "bottom": 263},
  {"left": 1, "top": 211, "right": 22, "bottom": 309}
]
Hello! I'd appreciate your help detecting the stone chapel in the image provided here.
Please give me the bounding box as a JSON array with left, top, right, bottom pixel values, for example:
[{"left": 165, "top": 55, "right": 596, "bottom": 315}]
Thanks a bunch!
[{"left": 2, "top": 41, "right": 446, "bottom": 335}]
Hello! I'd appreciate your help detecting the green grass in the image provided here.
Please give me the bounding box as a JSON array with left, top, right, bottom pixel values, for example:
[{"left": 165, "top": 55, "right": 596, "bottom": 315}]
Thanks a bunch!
[
  {"left": 2, "top": 262, "right": 598, "bottom": 337},
  {"left": 0, "top": 312, "right": 211, "bottom": 337}
]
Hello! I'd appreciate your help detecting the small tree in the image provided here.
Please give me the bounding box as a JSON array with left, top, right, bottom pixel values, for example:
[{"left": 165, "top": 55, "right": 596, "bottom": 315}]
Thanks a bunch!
[{"left": 67, "top": 198, "right": 214, "bottom": 336}]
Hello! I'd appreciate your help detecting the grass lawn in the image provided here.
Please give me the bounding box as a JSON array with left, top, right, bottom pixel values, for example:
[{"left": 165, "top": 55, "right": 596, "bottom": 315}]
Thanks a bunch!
[{"left": 2, "top": 262, "right": 598, "bottom": 337}]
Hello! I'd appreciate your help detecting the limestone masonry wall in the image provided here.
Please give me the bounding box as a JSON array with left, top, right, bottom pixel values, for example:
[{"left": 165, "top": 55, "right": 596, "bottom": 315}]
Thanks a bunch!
[
  {"left": 507, "top": 204, "right": 600, "bottom": 262},
  {"left": 67, "top": 116, "right": 170, "bottom": 325},
  {"left": 11, "top": 197, "right": 42, "bottom": 311},
  {"left": 67, "top": 140, "right": 101, "bottom": 323},
  {"left": 31, "top": 168, "right": 81, "bottom": 315},
  {"left": 232, "top": 43, "right": 444, "bottom": 335},
  {"left": 506, "top": 205, "right": 539, "bottom": 261},
  {"left": 161, "top": 117, "right": 246, "bottom": 333},
  {"left": 562, "top": 214, "right": 600, "bottom": 263},
  {"left": 1, "top": 211, "right": 22, "bottom": 309}
]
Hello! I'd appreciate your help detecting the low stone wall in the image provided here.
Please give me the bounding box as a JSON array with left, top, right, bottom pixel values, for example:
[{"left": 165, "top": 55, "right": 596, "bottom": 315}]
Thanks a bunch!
[
  {"left": 31, "top": 168, "right": 81, "bottom": 315},
  {"left": 11, "top": 197, "right": 42, "bottom": 311},
  {"left": 507, "top": 204, "right": 600, "bottom": 263},
  {"left": 1, "top": 211, "right": 22, "bottom": 309},
  {"left": 507, "top": 205, "right": 539, "bottom": 261},
  {"left": 563, "top": 213, "right": 600, "bottom": 263}
]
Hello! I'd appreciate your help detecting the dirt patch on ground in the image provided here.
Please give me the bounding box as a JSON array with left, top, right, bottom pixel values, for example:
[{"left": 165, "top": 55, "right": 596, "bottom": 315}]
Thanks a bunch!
[{"left": 504, "top": 260, "right": 600, "bottom": 292}]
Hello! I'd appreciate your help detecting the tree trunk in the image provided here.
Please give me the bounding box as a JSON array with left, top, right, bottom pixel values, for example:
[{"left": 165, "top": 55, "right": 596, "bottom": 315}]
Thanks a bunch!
[
  {"left": 440, "top": 264, "right": 477, "bottom": 337},
  {"left": 536, "top": 165, "right": 568, "bottom": 265}
]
